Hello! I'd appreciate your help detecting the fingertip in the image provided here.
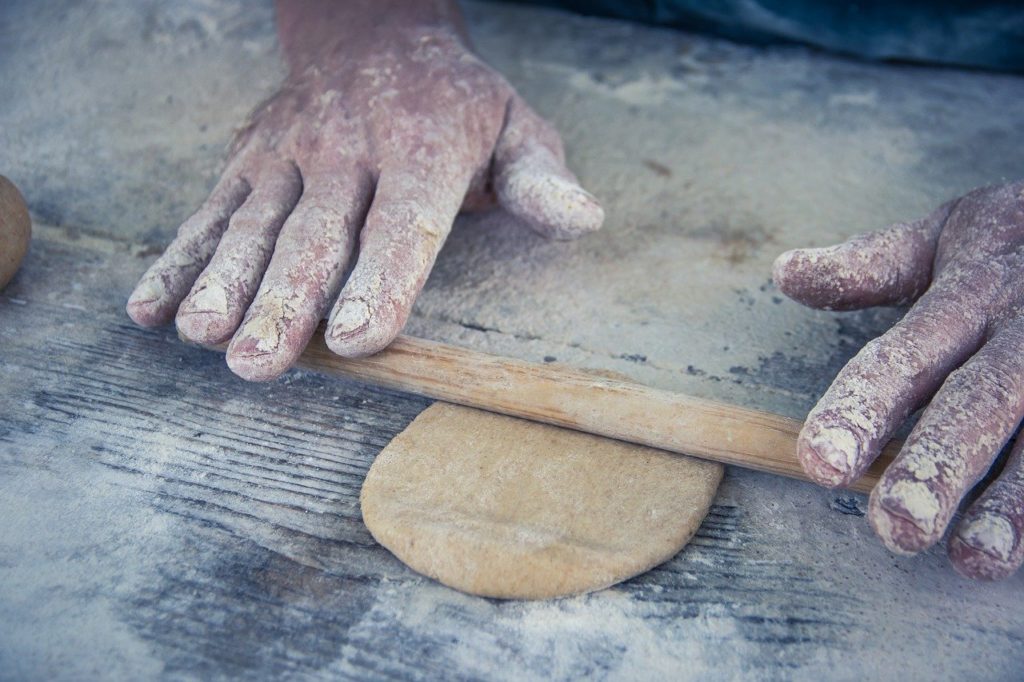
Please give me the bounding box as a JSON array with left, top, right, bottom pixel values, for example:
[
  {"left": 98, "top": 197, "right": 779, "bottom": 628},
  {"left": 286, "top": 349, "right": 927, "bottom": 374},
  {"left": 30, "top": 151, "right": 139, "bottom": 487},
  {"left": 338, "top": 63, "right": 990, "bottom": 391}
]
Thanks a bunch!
[
  {"left": 949, "top": 538, "right": 1017, "bottom": 581},
  {"left": 771, "top": 246, "right": 838, "bottom": 308},
  {"left": 498, "top": 165, "right": 605, "bottom": 240},
  {"left": 866, "top": 501, "right": 921, "bottom": 556},
  {"left": 326, "top": 326, "right": 397, "bottom": 358},
  {"left": 126, "top": 302, "right": 162, "bottom": 328},
  {"left": 325, "top": 297, "right": 399, "bottom": 358},
  {"left": 224, "top": 315, "right": 292, "bottom": 382},
  {"left": 868, "top": 480, "right": 944, "bottom": 554},
  {"left": 771, "top": 248, "right": 800, "bottom": 292},
  {"left": 127, "top": 279, "right": 172, "bottom": 327},
  {"left": 796, "top": 423, "right": 862, "bottom": 488},
  {"left": 544, "top": 182, "right": 605, "bottom": 240},
  {"left": 949, "top": 512, "right": 1019, "bottom": 580},
  {"left": 175, "top": 283, "right": 238, "bottom": 344},
  {"left": 225, "top": 340, "right": 288, "bottom": 382},
  {"left": 176, "top": 310, "right": 234, "bottom": 346}
]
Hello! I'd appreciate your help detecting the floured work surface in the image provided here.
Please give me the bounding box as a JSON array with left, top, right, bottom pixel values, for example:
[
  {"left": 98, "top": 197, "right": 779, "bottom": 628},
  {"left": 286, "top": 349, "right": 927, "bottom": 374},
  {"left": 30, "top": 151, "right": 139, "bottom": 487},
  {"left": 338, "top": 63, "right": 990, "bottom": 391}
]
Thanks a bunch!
[
  {"left": 4, "top": 0, "right": 1024, "bottom": 678},
  {"left": 361, "top": 403, "right": 723, "bottom": 599}
]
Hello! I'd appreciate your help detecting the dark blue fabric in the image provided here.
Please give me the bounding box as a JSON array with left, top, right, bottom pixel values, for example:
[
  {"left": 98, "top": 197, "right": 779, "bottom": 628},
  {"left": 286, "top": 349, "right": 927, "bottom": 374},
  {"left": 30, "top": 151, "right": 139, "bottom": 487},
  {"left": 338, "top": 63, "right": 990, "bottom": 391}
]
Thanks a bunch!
[{"left": 508, "top": 0, "right": 1024, "bottom": 72}]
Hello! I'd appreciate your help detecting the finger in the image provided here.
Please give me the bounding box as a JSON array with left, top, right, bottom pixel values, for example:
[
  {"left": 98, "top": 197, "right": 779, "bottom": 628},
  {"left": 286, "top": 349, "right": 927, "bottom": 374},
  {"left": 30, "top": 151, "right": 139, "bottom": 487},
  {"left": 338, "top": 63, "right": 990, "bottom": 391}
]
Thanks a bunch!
[
  {"left": 867, "top": 318, "right": 1024, "bottom": 555},
  {"left": 226, "top": 173, "right": 373, "bottom": 381},
  {"left": 325, "top": 164, "right": 470, "bottom": 358},
  {"left": 773, "top": 200, "right": 955, "bottom": 311},
  {"left": 949, "top": 440, "right": 1024, "bottom": 580},
  {"left": 797, "top": 280, "right": 993, "bottom": 488},
  {"left": 176, "top": 161, "right": 302, "bottom": 344},
  {"left": 127, "top": 176, "right": 251, "bottom": 326},
  {"left": 493, "top": 96, "right": 604, "bottom": 240}
]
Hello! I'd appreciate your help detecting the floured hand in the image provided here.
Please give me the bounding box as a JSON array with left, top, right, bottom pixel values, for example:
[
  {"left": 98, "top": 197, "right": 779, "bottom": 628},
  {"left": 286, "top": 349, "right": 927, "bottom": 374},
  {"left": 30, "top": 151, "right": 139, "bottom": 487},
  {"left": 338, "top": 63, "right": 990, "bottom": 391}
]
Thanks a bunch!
[
  {"left": 774, "top": 181, "right": 1024, "bottom": 580},
  {"left": 127, "top": 0, "right": 603, "bottom": 380}
]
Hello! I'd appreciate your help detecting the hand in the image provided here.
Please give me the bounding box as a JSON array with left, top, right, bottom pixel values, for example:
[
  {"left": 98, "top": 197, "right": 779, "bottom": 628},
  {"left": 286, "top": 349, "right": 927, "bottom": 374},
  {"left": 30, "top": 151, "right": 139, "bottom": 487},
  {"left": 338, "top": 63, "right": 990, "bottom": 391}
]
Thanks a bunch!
[
  {"left": 127, "top": 0, "right": 603, "bottom": 380},
  {"left": 774, "top": 181, "right": 1024, "bottom": 580}
]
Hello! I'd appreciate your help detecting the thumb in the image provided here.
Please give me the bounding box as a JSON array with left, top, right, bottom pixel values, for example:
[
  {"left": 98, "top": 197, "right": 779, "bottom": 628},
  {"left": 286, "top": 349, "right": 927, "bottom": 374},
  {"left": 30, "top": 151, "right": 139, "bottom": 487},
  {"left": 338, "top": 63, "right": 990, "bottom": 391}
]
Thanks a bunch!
[
  {"left": 492, "top": 96, "right": 604, "bottom": 240},
  {"left": 773, "top": 200, "right": 954, "bottom": 310}
]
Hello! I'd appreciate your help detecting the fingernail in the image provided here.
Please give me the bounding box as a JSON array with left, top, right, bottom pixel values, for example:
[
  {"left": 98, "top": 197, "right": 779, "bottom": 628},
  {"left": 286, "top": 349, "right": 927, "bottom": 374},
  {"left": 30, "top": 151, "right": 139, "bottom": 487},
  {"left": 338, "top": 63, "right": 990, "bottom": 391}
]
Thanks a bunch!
[
  {"left": 181, "top": 284, "right": 229, "bottom": 316},
  {"left": 176, "top": 311, "right": 234, "bottom": 345},
  {"left": 330, "top": 298, "right": 370, "bottom": 339},
  {"left": 878, "top": 480, "right": 941, "bottom": 531},
  {"left": 177, "top": 286, "right": 234, "bottom": 343},
  {"left": 128, "top": 278, "right": 164, "bottom": 307},
  {"left": 126, "top": 278, "right": 170, "bottom": 326},
  {"left": 957, "top": 512, "right": 1016, "bottom": 562},
  {"left": 868, "top": 479, "right": 944, "bottom": 554},
  {"left": 230, "top": 316, "right": 281, "bottom": 356},
  {"left": 799, "top": 425, "right": 860, "bottom": 486}
]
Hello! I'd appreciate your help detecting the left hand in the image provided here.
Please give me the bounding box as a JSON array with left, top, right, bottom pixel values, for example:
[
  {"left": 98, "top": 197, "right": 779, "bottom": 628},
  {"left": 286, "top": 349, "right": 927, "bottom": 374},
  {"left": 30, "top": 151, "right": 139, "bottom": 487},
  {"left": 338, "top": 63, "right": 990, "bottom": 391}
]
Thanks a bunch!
[
  {"left": 774, "top": 180, "right": 1024, "bottom": 580},
  {"left": 127, "top": 1, "right": 603, "bottom": 381}
]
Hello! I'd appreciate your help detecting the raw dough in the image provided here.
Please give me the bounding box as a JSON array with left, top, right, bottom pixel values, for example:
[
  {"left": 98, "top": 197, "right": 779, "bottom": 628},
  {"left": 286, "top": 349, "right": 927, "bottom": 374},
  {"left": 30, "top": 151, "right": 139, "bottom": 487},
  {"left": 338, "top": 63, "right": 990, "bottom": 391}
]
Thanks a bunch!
[
  {"left": 0, "top": 175, "right": 30, "bottom": 290},
  {"left": 361, "top": 402, "right": 723, "bottom": 600}
]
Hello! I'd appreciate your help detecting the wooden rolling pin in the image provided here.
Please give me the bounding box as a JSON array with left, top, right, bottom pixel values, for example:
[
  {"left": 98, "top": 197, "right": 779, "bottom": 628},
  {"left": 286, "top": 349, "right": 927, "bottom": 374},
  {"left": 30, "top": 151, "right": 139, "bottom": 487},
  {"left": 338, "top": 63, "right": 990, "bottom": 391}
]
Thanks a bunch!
[{"left": 200, "top": 328, "right": 896, "bottom": 493}]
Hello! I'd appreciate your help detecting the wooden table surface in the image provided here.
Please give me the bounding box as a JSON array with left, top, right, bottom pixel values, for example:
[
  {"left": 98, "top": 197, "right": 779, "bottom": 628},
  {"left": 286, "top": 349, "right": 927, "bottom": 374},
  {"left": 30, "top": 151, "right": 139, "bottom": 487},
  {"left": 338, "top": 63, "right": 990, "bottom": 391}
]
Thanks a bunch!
[{"left": 2, "top": 1, "right": 1023, "bottom": 679}]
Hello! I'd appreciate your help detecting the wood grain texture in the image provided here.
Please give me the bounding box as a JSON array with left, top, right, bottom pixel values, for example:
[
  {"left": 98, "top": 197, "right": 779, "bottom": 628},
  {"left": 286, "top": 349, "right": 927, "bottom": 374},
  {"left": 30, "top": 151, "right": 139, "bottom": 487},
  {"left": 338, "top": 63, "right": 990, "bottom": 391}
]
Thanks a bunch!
[
  {"left": 0, "top": 273, "right": 831, "bottom": 677},
  {"left": 3, "top": 231, "right": 1022, "bottom": 681},
  {"left": 198, "top": 329, "right": 896, "bottom": 493},
  {"left": 4, "top": 0, "right": 1024, "bottom": 677}
]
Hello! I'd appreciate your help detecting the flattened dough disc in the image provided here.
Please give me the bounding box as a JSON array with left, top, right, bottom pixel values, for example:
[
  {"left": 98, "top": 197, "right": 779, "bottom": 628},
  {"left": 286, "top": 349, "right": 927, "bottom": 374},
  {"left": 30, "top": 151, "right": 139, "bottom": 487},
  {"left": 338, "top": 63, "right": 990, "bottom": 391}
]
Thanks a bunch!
[{"left": 361, "top": 402, "right": 723, "bottom": 600}]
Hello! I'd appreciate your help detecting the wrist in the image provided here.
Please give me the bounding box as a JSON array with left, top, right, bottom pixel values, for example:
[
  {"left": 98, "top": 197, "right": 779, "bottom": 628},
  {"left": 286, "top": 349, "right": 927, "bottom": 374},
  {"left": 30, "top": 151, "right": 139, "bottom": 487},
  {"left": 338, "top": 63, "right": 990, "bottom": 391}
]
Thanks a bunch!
[{"left": 275, "top": 0, "right": 467, "bottom": 73}]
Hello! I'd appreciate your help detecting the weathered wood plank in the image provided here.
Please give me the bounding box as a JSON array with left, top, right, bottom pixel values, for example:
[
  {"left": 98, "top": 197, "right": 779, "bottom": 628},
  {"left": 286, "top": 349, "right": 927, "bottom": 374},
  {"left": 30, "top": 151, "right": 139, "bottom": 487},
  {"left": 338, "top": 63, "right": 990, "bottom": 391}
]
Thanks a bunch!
[
  {"left": 3, "top": 0, "right": 1024, "bottom": 677},
  {"left": 3, "top": 234, "right": 1023, "bottom": 680}
]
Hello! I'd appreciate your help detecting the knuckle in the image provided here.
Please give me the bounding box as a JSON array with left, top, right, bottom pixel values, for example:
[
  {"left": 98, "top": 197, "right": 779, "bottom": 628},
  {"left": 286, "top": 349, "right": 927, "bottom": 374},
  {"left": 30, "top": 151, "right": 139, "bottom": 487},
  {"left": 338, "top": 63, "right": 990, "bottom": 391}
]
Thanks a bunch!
[
  {"left": 229, "top": 200, "right": 290, "bottom": 233},
  {"left": 955, "top": 356, "right": 1021, "bottom": 406},
  {"left": 288, "top": 203, "right": 349, "bottom": 235},
  {"left": 177, "top": 210, "right": 216, "bottom": 238},
  {"left": 376, "top": 199, "right": 449, "bottom": 238},
  {"left": 225, "top": 210, "right": 266, "bottom": 235}
]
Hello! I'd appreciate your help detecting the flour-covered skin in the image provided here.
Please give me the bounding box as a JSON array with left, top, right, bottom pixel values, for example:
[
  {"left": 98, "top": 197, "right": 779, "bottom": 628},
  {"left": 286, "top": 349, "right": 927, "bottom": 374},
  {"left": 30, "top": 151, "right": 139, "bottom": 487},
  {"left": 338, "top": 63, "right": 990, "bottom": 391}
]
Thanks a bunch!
[
  {"left": 949, "top": 441, "right": 1024, "bottom": 579},
  {"left": 127, "top": 0, "right": 603, "bottom": 378},
  {"left": 775, "top": 180, "right": 1024, "bottom": 579}
]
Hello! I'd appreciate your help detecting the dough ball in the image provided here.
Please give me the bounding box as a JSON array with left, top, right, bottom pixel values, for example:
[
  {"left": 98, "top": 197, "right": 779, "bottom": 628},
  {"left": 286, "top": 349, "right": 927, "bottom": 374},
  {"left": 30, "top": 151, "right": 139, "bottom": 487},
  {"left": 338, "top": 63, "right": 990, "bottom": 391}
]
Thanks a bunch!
[
  {"left": 361, "top": 403, "right": 723, "bottom": 600},
  {"left": 0, "top": 176, "right": 30, "bottom": 290}
]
